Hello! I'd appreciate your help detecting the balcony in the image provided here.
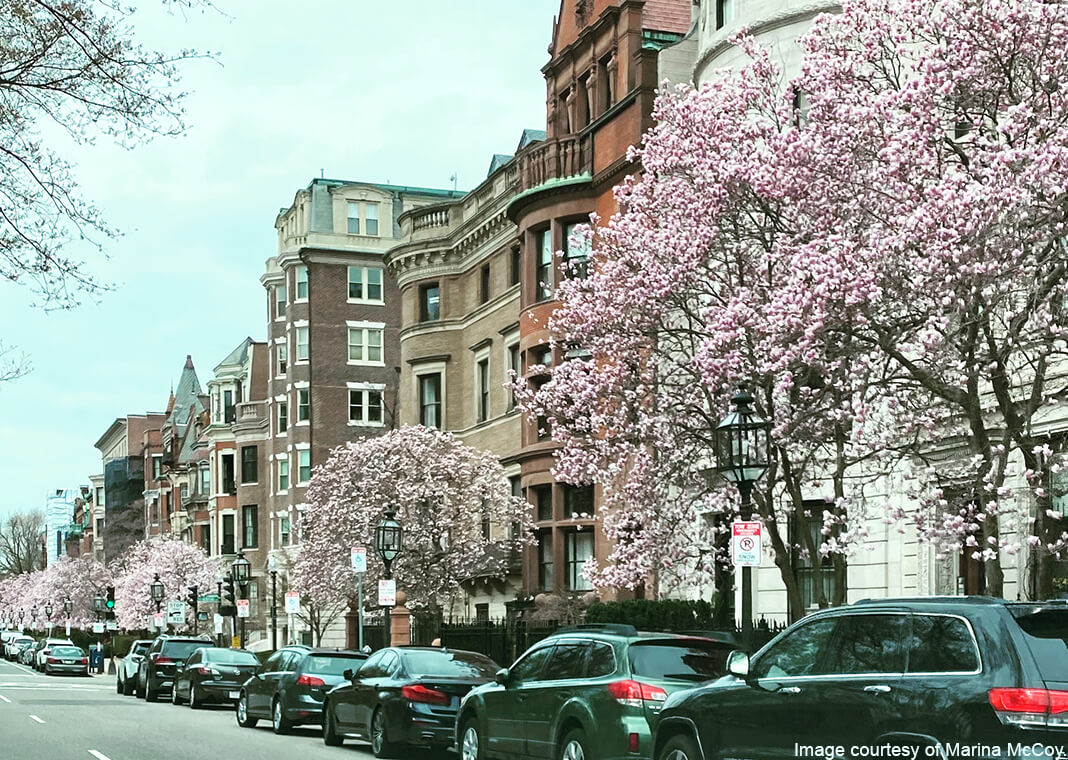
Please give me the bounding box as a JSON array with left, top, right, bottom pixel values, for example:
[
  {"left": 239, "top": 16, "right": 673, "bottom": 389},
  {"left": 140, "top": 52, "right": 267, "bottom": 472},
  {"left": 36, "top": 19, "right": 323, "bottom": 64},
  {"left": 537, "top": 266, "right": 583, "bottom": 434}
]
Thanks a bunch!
[
  {"left": 398, "top": 203, "right": 462, "bottom": 242},
  {"left": 517, "top": 133, "right": 592, "bottom": 193},
  {"left": 236, "top": 401, "right": 265, "bottom": 423}
]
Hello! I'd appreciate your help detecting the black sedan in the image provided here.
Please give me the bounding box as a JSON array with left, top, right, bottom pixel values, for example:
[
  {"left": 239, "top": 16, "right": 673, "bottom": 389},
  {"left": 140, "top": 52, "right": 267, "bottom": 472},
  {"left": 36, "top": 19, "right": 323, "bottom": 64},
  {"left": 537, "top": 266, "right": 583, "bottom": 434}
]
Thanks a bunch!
[
  {"left": 171, "top": 647, "right": 259, "bottom": 708},
  {"left": 236, "top": 646, "right": 368, "bottom": 734},
  {"left": 42, "top": 645, "right": 89, "bottom": 676},
  {"left": 322, "top": 646, "right": 499, "bottom": 758}
]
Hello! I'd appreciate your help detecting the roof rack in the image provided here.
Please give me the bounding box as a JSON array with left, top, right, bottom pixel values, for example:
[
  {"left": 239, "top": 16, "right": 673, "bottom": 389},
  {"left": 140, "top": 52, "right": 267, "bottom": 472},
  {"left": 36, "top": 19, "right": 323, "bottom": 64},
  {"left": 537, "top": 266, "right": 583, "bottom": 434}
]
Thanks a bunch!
[
  {"left": 853, "top": 596, "right": 1003, "bottom": 606},
  {"left": 554, "top": 623, "right": 639, "bottom": 637}
]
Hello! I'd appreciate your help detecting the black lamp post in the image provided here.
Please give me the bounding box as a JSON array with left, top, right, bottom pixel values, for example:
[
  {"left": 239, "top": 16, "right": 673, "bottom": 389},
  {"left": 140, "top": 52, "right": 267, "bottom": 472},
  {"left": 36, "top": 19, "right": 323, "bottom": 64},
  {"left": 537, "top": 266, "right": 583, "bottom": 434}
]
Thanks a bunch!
[
  {"left": 232, "top": 550, "right": 250, "bottom": 648},
  {"left": 150, "top": 573, "right": 164, "bottom": 616},
  {"left": 268, "top": 557, "right": 279, "bottom": 651},
  {"left": 375, "top": 507, "right": 403, "bottom": 647},
  {"left": 63, "top": 598, "right": 72, "bottom": 618},
  {"left": 30, "top": 606, "right": 37, "bottom": 630},
  {"left": 44, "top": 603, "right": 53, "bottom": 624},
  {"left": 374, "top": 507, "right": 403, "bottom": 580},
  {"left": 714, "top": 383, "right": 771, "bottom": 651}
]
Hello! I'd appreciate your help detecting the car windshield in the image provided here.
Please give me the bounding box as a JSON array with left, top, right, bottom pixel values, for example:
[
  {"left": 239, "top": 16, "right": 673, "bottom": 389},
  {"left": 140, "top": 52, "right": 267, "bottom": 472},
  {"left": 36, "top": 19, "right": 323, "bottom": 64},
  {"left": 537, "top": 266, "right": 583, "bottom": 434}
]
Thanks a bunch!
[
  {"left": 51, "top": 647, "right": 83, "bottom": 657},
  {"left": 401, "top": 650, "right": 499, "bottom": 679},
  {"left": 162, "top": 641, "right": 211, "bottom": 660},
  {"left": 628, "top": 640, "right": 732, "bottom": 682},
  {"left": 15, "top": 637, "right": 32, "bottom": 645},
  {"left": 1010, "top": 607, "right": 1068, "bottom": 682},
  {"left": 204, "top": 649, "right": 259, "bottom": 666},
  {"left": 303, "top": 655, "right": 366, "bottom": 676}
]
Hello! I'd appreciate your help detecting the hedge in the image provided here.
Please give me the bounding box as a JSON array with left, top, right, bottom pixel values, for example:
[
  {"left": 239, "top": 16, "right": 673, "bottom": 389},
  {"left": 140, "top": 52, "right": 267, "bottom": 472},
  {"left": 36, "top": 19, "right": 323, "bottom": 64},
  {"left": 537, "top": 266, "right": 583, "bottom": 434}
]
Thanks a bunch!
[{"left": 584, "top": 598, "right": 730, "bottom": 632}]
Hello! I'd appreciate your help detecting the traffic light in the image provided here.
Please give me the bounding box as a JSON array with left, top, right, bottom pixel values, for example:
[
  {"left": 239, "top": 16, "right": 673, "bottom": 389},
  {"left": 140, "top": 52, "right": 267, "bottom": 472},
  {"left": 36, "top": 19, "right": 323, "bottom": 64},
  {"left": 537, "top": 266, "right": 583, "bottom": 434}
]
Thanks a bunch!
[
  {"left": 105, "top": 586, "right": 116, "bottom": 620},
  {"left": 186, "top": 585, "right": 198, "bottom": 610},
  {"left": 220, "top": 574, "right": 236, "bottom": 617}
]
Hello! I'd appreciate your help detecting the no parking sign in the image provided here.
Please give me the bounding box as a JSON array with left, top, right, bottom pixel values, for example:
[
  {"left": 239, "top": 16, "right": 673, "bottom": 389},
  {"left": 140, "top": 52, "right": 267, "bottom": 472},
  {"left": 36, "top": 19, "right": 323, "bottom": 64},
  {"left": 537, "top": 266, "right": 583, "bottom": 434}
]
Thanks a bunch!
[{"left": 732, "top": 521, "right": 762, "bottom": 567}]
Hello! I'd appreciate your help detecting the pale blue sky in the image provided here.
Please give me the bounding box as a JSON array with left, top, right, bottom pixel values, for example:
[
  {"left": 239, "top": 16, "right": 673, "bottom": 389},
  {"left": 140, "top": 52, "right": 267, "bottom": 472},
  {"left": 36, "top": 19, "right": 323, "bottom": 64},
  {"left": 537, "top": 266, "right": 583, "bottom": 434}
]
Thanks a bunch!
[{"left": 0, "top": 1, "right": 559, "bottom": 517}]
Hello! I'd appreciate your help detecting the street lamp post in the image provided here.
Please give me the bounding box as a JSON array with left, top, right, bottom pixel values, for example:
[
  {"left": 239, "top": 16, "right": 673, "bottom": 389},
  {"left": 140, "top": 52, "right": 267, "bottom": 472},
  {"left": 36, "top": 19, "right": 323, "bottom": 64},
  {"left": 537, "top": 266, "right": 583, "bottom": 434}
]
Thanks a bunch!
[
  {"left": 150, "top": 574, "right": 164, "bottom": 632},
  {"left": 268, "top": 559, "right": 279, "bottom": 651},
  {"left": 44, "top": 603, "right": 53, "bottom": 631},
  {"left": 232, "top": 551, "right": 250, "bottom": 649},
  {"left": 63, "top": 598, "right": 72, "bottom": 636},
  {"left": 374, "top": 507, "right": 403, "bottom": 646},
  {"left": 714, "top": 384, "right": 771, "bottom": 652}
]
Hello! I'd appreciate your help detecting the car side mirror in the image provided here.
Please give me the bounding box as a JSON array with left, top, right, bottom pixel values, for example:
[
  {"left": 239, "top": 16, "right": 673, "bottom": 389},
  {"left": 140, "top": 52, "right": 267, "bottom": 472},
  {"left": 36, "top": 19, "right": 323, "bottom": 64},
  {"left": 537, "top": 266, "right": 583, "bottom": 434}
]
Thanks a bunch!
[
  {"left": 343, "top": 669, "right": 354, "bottom": 681},
  {"left": 726, "top": 650, "right": 750, "bottom": 680},
  {"left": 150, "top": 652, "right": 160, "bottom": 662},
  {"left": 495, "top": 668, "right": 510, "bottom": 686}
]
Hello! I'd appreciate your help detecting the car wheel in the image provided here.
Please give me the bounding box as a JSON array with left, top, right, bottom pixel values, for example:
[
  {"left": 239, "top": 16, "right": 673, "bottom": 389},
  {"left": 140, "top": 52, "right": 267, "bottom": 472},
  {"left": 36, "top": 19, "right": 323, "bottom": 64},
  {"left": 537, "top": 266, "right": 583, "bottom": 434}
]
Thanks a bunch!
[
  {"left": 272, "top": 697, "right": 293, "bottom": 734},
  {"left": 123, "top": 676, "right": 135, "bottom": 696},
  {"left": 171, "top": 683, "right": 183, "bottom": 705},
  {"left": 189, "top": 684, "right": 201, "bottom": 710},
  {"left": 116, "top": 676, "right": 123, "bottom": 694},
  {"left": 136, "top": 677, "right": 145, "bottom": 699},
  {"left": 236, "top": 693, "right": 258, "bottom": 728},
  {"left": 322, "top": 701, "right": 343, "bottom": 747},
  {"left": 658, "top": 733, "right": 701, "bottom": 760},
  {"left": 560, "top": 727, "right": 595, "bottom": 760},
  {"left": 145, "top": 679, "right": 158, "bottom": 702},
  {"left": 461, "top": 718, "right": 483, "bottom": 760},
  {"left": 370, "top": 706, "right": 400, "bottom": 759}
]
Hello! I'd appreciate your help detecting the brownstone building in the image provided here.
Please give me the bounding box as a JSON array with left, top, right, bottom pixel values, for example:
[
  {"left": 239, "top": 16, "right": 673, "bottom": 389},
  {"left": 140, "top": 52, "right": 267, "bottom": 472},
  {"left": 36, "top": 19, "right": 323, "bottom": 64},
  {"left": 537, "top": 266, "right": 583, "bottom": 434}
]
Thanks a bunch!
[{"left": 508, "top": 0, "right": 691, "bottom": 599}]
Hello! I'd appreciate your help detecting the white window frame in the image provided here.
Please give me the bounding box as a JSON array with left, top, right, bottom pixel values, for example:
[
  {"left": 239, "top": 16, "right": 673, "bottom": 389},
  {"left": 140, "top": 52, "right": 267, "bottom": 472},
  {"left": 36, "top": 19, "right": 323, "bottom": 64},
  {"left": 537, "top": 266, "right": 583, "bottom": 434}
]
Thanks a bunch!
[
  {"left": 277, "top": 456, "right": 290, "bottom": 494},
  {"left": 347, "top": 382, "right": 386, "bottom": 427},
  {"left": 413, "top": 360, "right": 447, "bottom": 429},
  {"left": 275, "top": 394, "right": 288, "bottom": 435},
  {"left": 474, "top": 347, "right": 491, "bottom": 424},
  {"left": 346, "top": 201, "right": 361, "bottom": 235},
  {"left": 275, "top": 341, "right": 288, "bottom": 378},
  {"left": 294, "top": 265, "right": 309, "bottom": 301},
  {"left": 365, "top": 202, "right": 380, "bottom": 237},
  {"left": 294, "top": 323, "right": 309, "bottom": 363},
  {"left": 296, "top": 447, "right": 312, "bottom": 485},
  {"left": 346, "top": 321, "right": 385, "bottom": 366},
  {"left": 295, "top": 384, "right": 310, "bottom": 426},
  {"left": 505, "top": 336, "right": 521, "bottom": 410},
  {"left": 274, "top": 284, "right": 287, "bottom": 320},
  {"left": 347, "top": 266, "right": 385, "bottom": 305}
]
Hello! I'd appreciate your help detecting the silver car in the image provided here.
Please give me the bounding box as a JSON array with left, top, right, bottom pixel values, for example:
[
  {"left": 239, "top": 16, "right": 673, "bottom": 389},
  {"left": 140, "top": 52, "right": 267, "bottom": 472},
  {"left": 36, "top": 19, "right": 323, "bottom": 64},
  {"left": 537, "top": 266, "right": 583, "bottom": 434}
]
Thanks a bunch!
[
  {"left": 4, "top": 635, "right": 32, "bottom": 661},
  {"left": 42, "top": 645, "right": 88, "bottom": 676},
  {"left": 117, "top": 639, "right": 153, "bottom": 696}
]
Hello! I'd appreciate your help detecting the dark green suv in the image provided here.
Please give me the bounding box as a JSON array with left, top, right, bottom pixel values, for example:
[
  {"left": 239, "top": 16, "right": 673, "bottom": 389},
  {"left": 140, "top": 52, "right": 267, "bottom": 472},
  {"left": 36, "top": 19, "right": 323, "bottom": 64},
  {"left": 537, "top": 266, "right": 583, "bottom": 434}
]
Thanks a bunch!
[{"left": 456, "top": 624, "right": 735, "bottom": 760}]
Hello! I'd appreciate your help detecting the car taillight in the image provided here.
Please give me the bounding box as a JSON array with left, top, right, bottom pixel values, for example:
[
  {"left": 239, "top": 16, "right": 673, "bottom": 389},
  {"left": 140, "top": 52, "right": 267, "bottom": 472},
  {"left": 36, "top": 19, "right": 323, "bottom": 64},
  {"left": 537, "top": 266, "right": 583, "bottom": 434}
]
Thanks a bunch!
[
  {"left": 297, "top": 674, "right": 326, "bottom": 687},
  {"left": 79, "top": 658, "right": 88, "bottom": 665},
  {"left": 402, "top": 684, "right": 449, "bottom": 705},
  {"left": 155, "top": 656, "right": 174, "bottom": 665},
  {"left": 47, "top": 657, "right": 57, "bottom": 664},
  {"left": 197, "top": 667, "right": 216, "bottom": 676},
  {"left": 607, "top": 680, "right": 668, "bottom": 707},
  {"left": 989, "top": 688, "right": 1068, "bottom": 728}
]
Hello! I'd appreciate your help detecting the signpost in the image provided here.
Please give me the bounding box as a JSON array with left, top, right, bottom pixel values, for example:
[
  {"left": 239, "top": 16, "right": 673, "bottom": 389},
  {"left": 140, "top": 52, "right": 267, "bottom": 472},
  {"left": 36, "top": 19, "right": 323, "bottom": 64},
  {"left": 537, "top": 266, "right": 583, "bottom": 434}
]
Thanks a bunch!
[
  {"left": 236, "top": 599, "right": 250, "bottom": 618},
  {"left": 153, "top": 612, "right": 165, "bottom": 630},
  {"left": 352, "top": 546, "right": 367, "bottom": 650},
  {"left": 92, "top": 622, "right": 105, "bottom": 634},
  {"left": 732, "top": 521, "right": 762, "bottom": 567},
  {"left": 106, "top": 620, "right": 118, "bottom": 631},
  {"left": 213, "top": 613, "right": 224, "bottom": 635},
  {"left": 284, "top": 591, "right": 299, "bottom": 646},
  {"left": 378, "top": 578, "right": 396, "bottom": 607},
  {"left": 198, "top": 593, "right": 220, "bottom": 604},
  {"left": 166, "top": 600, "right": 185, "bottom": 626}
]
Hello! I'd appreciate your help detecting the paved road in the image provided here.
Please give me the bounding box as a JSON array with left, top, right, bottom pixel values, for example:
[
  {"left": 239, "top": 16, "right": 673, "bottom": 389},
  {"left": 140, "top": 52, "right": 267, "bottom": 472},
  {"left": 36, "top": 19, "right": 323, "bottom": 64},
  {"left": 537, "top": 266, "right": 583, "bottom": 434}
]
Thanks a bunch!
[{"left": 0, "top": 657, "right": 391, "bottom": 760}]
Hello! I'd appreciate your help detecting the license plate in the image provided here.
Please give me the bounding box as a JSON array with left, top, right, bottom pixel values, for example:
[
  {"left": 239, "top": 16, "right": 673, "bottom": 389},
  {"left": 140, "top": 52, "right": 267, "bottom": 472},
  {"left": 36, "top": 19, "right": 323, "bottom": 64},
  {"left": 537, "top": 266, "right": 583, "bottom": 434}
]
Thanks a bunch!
[
  {"left": 228, "top": 691, "right": 239, "bottom": 699},
  {"left": 63, "top": 660, "right": 74, "bottom": 664}
]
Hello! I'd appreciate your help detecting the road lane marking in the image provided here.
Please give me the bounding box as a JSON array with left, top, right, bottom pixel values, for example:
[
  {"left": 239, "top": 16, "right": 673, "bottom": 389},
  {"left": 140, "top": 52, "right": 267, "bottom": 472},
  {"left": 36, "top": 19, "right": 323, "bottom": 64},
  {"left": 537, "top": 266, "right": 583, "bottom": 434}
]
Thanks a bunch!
[
  {"left": 0, "top": 694, "right": 10, "bottom": 703},
  {"left": 29, "top": 714, "right": 44, "bottom": 723},
  {"left": 88, "top": 751, "right": 112, "bottom": 760}
]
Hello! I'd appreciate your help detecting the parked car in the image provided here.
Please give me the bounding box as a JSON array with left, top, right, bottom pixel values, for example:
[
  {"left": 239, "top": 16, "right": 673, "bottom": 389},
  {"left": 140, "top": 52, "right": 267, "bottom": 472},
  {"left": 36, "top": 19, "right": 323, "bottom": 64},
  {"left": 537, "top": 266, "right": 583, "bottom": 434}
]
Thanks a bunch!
[
  {"left": 171, "top": 647, "right": 259, "bottom": 708},
  {"left": 33, "top": 638, "right": 74, "bottom": 671},
  {"left": 116, "top": 639, "right": 153, "bottom": 695},
  {"left": 137, "top": 635, "right": 212, "bottom": 701},
  {"left": 457, "top": 624, "right": 736, "bottom": 760},
  {"left": 324, "top": 646, "right": 499, "bottom": 757},
  {"left": 5, "top": 635, "right": 33, "bottom": 661},
  {"left": 0, "top": 630, "right": 21, "bottom": 646},
  {"left": 653, "top": 597, "right": 1068, "bottom": 760},
  {"left": 42, "top": 645, "right": 89, "bottom": 676},
  {"left": 236, "top": 646, "right": 368, "bottom": 734}
]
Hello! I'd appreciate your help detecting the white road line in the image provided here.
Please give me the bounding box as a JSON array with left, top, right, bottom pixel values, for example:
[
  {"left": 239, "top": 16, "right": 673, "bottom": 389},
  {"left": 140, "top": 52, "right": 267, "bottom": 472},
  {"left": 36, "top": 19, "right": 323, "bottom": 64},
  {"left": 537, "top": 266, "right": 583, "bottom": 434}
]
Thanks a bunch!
[
  {"left": 0, "top": 694, "right": 10, "bottom": 703},
  {"left": 88, "top": 751, "right": 112, "bottom": 760},
  {"left": 29, "top": 714, "right": 44, "bottom": 723}
]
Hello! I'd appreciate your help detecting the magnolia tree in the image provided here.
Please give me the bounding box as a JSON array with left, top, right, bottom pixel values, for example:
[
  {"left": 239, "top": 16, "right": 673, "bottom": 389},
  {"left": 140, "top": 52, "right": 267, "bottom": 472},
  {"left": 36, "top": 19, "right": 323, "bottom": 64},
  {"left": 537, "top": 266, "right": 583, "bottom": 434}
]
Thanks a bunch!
[
  {"left": 525, "top": 0, "right": 1068, "bottom": 606},
  {"left": 0, "top": 556, "right": 112, "bottom": 630},
  {"left": 296, "top": 426, "right": 533, "bottom": 614},
  {"left": 110, "top": 537, "right": 221, "bottom": 631}
]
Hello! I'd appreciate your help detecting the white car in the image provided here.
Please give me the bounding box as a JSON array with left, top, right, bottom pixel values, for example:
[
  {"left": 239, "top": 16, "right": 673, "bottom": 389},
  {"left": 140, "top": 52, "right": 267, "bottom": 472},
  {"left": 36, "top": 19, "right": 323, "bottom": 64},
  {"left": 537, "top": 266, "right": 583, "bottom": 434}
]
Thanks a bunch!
[
  {"left": 4, "top": 635, "right": 32, "bottom": 661},
  {"left": 34, "top": 638, "right": 74, "bottom": 671}
]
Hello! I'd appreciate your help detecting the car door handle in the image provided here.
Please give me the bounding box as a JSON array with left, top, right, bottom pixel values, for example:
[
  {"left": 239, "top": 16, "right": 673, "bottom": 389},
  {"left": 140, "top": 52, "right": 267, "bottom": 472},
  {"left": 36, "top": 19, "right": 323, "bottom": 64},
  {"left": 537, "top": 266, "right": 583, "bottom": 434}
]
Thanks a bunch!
[
  {"left": 779, "top": 686, "right": 802, "bottom": 694},
  {"left": 863, "top": 685, "right": 892, "bottom": 694}
]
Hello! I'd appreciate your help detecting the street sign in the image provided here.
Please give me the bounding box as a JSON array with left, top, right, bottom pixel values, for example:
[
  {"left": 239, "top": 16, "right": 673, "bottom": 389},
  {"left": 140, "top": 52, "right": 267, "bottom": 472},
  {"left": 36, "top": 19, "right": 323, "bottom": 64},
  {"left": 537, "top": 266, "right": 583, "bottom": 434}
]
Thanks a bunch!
[
  {"left": 351, "top": 546, "right": 367, "bottom": 574},
  {"left": 732, "top": 521, "right": 762, "bottom": 567},
  {"left": 198, "top": 593, "right": 220, "bottom": 603},
  {"left": 166, "top": 601, "right": 185, "bottom": 625},
  {"left": 236, "top": 599, "right": 250, "bottom": 618},
  {"left": 378, "top": 578, "right": 396, "bottom": 607},
  {"left": 106, "top": 620, "right": 118, "bottom": 631},
  {"left": 231, "top": 635, "right": 241, "bottom": 648},
  {"left": 213, "top": 613, "right": 224, "bottom": 635},
  {"left": 92, "top": 622, "right": 105, "bottom": 633},
  {"left": 284, "top": 591, "right": 300, "bottom": 614},
  {"left": 153, "top": 612, "right": 165, "bottom": 630}
]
